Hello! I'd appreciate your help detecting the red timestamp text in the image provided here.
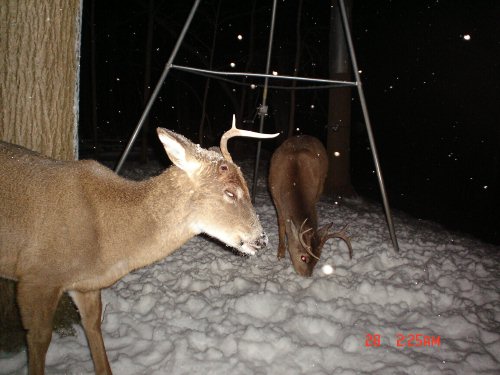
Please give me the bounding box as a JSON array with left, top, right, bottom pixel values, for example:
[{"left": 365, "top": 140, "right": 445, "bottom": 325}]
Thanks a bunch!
[
  {"left": 396, "top": 333, "right": 441, "bottom": 347},
  {"left": 365, "top": 333, "right": 441, "bottom": 347}
]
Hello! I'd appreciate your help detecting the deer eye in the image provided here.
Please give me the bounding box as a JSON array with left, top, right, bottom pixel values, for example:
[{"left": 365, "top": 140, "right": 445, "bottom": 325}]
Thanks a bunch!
[
  {"left": 224, "top": 189, "right": 235, "bottom": 199},
  {"left": 300, "top": 255, "right": 308, "bottom": 263},
  {"left": 220, "top": 164, "right": 229, "bottom": 172}
]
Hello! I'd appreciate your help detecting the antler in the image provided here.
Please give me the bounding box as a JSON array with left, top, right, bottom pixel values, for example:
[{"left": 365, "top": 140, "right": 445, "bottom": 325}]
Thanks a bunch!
[
  {"left": 318, "top": 223, "right": 353, "bottom": 259},
  {"left": 298, "top": 218, "right": 320, "bottom": 260},
  {"left": 220, "top": 114, "right": 279, "bottom": 162}
]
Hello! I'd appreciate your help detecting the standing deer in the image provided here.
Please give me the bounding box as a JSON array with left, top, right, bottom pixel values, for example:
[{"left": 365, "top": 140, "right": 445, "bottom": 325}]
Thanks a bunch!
[
  {"left": 0, "top": 116, "right": 277, "bottom": 374},
  {"left": 269, "top": 135, "right": 352, "bottom": 277}
]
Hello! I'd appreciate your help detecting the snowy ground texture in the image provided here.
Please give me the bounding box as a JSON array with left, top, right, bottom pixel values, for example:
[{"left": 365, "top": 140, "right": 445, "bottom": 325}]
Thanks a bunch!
[{"left": 1, "top": 162, "right": 499, "bottom": 375}]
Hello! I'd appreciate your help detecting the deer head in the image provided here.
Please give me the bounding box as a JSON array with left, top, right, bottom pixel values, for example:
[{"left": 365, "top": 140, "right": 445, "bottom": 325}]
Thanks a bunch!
[
  {"left": 155, "top": 116, "right": 277, "bottom": 256},
  {"left": 288, "top": 219, "right": 352, "bottom": 276}
]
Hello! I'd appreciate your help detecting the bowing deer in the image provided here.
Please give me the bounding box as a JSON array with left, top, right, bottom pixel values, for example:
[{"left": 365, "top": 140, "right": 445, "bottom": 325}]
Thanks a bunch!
[
  {"left": 0, "top": 116, "right": 277, "bottom": 374},
  {"left": 269, "top": 135, "right": 352, "bottom": 277}
]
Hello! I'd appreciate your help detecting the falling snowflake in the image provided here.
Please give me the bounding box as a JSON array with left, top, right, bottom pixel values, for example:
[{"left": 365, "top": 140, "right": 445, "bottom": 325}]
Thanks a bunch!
[{"left": 322, "top": 264, "right": 334, "bottom": 275}]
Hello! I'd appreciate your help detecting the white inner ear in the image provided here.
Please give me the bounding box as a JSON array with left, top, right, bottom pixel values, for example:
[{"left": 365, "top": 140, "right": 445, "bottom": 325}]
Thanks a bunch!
[
  {"left": 158, "top": 132, "right": 200, "bottom": 174},
  {"left": 159, "top": 132, "right": 185, "bottom": 159}
]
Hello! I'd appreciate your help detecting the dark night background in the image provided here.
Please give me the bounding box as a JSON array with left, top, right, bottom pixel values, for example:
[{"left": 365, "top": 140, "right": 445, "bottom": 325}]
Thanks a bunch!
[{"left": 78, "top": 0, "right": 500, "bottom": 247}]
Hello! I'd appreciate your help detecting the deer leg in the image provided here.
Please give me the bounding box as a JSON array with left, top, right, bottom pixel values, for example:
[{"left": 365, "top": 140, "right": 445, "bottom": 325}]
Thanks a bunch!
[
  {"left": 69, "top": 290, "right": 112, "bottom": 375},
  {"left": 17, "top": 281, "right": 63, "bottom": 375},
  {"left": 275, "top": 210, "right": 287, "bottom": 259}
]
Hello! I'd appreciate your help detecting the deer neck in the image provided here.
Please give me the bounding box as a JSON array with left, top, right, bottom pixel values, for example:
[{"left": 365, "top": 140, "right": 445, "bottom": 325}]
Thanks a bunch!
[
  {"left": 87, "top": 166, "right": 198, "bottom": 285},
  {"left": 128, "top": 167, "right": 199, "bottom": 269}
]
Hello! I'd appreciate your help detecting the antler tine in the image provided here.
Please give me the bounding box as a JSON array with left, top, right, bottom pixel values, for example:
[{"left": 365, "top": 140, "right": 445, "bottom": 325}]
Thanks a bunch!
[
  {"left": 299, "top": 218, "right": 311, "bottom": 234},
  {"left": 220, "top": 114, "right": 279, "bottom": 162},
  {"left": 298, "top": 218, "right": 320, "bottom": 260},
  {"left": 304, "top": 244, "right": 320, "bottom": 260},
  {"left": 328, "top": 224, "right": 353, "bottom": 259}
]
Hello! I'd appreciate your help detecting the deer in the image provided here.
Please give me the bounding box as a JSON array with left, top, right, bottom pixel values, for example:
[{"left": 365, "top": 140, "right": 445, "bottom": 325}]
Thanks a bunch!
[
  {"left": 268, "top": 135, "right": 353, "bottom": 277},
  {"left": 0, "top": 116, "right": 278, "bottom": 375}
]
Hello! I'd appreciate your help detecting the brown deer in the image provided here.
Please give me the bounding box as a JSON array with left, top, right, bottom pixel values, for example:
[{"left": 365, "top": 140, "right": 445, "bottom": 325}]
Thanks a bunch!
[
  {"left": 269, "top": 135, "right": 353, "bottom": 277},
  {"left": 0, "top": 116, "right": 277, "bottom": 374}
]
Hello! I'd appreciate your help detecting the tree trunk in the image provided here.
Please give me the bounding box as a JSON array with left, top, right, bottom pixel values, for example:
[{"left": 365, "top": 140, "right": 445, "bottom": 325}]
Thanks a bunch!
[
  {"left": 0, "top": 0, "right": 82, "bottom": 160},
  {"left": 0, "top": 0, "right": 82, "bottom": 351},
  {"left": 325, "top": 0, "right": 355, "bottom": 198}
]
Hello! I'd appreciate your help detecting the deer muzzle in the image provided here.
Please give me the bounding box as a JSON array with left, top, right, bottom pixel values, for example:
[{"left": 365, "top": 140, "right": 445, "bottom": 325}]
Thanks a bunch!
[{"left": 239, "top": 232, "right": 268, "bottom": 255}]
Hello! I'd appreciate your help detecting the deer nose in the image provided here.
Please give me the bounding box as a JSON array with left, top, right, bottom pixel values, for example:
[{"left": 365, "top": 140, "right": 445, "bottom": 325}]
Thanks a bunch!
[{"left": 255, "top": 232, "right": 268, "bottom": 248}]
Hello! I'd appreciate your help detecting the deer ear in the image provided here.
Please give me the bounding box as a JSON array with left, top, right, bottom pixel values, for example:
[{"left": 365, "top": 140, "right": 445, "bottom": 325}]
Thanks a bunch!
[
  {"left": 157, "top": 128, "right": 201, "bottom": 175},
  {"left": 289, "top": 220, "right": 299, "bottom": 237}
]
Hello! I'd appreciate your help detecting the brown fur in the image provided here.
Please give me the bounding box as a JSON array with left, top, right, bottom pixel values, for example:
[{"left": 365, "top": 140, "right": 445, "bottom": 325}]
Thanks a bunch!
[
  {"left": 269, "top": 135, "right": 352, "bottom": 277},
  {"left": 0, "top": 128, "right": 268, "bottom": 374}
]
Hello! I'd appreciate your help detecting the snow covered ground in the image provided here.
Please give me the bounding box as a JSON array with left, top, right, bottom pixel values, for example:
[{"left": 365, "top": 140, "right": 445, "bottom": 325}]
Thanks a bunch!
[{"left": 1, "top": 161, "right": 499, "bottom": 374}]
